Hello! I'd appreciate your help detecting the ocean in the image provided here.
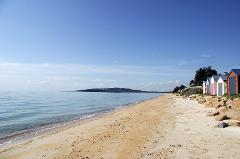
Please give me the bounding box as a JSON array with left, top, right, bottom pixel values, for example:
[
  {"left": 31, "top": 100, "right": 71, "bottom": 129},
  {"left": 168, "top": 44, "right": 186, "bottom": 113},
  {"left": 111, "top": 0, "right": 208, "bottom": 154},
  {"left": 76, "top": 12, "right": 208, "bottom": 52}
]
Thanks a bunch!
[{"left": 0, "top": 91, "right": 161, "bottom": 145}]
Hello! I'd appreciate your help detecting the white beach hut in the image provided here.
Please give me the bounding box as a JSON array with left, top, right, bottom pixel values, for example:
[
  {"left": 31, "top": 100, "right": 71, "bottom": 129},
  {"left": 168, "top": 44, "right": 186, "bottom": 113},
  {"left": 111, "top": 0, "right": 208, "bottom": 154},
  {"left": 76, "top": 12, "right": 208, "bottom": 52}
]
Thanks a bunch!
[
  {"left": 202, "top": 81, "right": 207, "bottom": 94},
  {"left": 217, "top": 75, "right": 227, "bottom": 96}
]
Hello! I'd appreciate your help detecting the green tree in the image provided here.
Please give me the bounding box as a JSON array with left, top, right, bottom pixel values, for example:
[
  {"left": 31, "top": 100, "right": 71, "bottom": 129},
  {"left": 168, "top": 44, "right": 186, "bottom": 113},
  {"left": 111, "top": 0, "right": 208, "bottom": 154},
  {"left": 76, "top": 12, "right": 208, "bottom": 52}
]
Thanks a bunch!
[
  {"left": 179, "top": 84, "right": 186, "bottom": 90},
  {"left": 173, "top": 84, "right": 186, "bottom": 93},
  {"left": 173, "top": 86, "right": 180, "bottom": 93},
  {"left": 190, "top": 66, "right": 218, "bottom": 86}
]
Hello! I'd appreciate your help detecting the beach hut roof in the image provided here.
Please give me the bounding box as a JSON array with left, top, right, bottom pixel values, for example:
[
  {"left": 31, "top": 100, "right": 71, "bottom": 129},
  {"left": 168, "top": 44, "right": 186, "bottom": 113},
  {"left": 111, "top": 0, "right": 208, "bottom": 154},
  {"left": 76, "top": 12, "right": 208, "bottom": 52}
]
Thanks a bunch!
[
  {"left": 232, "top": 69, "right": 240, "bottom": 75},
  {"left": 206, "top": 77, "right": 210, "bottom": 84},
  {"left": 212, "top": 75, "right": 221, "bottom": 81},
  {"left": 206, "top": 77, "right": 211, "bottom": 84},
  {"left": 221, "top": 75, "right": 228, "bottom": 81},
  {"left": 218, "top": 75, "right": 227, "bottom": 82},
  {"left": 227, "top": 69, "right": 240, "bottom": 79}
]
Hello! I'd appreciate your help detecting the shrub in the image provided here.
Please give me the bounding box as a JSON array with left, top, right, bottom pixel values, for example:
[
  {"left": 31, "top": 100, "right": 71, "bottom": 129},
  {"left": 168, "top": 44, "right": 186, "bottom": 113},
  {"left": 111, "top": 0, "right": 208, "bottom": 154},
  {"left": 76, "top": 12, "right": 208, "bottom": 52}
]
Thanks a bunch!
[{"left": 180, "top": 86, "right": 203, "bottom": 96}]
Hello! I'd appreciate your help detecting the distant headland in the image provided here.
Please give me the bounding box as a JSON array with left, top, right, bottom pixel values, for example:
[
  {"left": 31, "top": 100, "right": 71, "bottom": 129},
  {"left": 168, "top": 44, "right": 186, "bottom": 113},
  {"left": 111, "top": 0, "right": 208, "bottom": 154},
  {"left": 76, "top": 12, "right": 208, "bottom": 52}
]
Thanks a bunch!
[{"left": 74, "top": 88, "right": 169, "bottom": 93}]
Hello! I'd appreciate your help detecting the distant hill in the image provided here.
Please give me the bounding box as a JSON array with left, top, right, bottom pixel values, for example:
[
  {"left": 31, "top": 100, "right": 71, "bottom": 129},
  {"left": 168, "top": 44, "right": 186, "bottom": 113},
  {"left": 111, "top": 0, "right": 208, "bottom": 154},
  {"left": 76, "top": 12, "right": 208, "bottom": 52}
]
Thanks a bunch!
[{"left": 74, "top": 88, "right": 165, "bottom": 93}]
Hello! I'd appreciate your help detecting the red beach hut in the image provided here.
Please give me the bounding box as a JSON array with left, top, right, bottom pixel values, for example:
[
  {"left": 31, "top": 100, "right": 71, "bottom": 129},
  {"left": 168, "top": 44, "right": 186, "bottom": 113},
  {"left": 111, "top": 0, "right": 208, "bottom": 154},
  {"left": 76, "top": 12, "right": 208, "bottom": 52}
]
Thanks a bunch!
[{"left": 227, "top": 69, "right": 240, "bottom": 96}]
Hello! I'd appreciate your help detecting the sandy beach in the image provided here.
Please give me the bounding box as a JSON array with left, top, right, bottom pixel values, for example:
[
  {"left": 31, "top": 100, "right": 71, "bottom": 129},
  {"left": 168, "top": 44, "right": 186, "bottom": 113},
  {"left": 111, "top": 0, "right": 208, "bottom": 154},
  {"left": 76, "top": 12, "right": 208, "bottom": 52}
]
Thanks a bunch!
[{"left": 1, "top": 94, "right": 240, "bottom": 159}]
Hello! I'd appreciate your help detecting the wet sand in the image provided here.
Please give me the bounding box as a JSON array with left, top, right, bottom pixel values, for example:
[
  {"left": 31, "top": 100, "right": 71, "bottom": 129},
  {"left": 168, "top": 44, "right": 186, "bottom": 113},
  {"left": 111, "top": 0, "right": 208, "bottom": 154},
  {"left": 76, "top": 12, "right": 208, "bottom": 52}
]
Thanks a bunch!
[{"left": 1, "top": 94, "right": 240, "bottom": 159}]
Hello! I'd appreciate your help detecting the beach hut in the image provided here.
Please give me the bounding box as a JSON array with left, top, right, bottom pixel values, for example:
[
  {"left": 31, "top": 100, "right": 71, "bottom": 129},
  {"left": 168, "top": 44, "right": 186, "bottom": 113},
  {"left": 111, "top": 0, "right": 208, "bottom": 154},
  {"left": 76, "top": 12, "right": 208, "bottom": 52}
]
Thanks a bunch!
[
  {"left": 227, "top": 69, "right": 240, "bottom": 96},
  {"left": 210, "top": 75, "right": 220, "bottom": 95},
  {"left": 217, "top": 75, "right": 227, "bottom": 96},
  {"left": 202, "top": 81, "right": 207, "bottom": 94},
  {"left": 206, "top": 77, "right": 211, "bottom": 94}
]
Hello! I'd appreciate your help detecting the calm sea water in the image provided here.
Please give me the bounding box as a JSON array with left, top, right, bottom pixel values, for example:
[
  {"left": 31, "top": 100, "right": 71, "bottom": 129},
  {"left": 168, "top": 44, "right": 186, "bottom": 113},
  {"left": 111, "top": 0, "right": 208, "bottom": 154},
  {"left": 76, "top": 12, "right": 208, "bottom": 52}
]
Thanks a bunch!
[{"left": 0, "top": 91, "right": 161, "bottom": 144}]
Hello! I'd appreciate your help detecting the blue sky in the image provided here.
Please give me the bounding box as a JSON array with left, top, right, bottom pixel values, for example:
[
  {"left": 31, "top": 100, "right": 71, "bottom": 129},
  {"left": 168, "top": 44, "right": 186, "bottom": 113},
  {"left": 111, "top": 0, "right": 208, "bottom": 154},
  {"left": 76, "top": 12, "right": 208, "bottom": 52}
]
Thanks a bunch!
[{"left": 0, "top": 0, "right": 240, "bottom": 91}]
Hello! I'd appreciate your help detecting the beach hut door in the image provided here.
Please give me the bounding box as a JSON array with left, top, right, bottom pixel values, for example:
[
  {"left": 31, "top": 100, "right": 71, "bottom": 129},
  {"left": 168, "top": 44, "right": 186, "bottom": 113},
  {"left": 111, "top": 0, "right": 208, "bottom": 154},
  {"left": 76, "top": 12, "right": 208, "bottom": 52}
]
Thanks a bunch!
[
  {"left": 230, "top": 77, "right": 236, "bottom": 95},
  {"left": 218, "top": 83, "right": 223, "bottom": 96},
  {"left": 207, "top": 85, "right": 211, "bottom": 94}
]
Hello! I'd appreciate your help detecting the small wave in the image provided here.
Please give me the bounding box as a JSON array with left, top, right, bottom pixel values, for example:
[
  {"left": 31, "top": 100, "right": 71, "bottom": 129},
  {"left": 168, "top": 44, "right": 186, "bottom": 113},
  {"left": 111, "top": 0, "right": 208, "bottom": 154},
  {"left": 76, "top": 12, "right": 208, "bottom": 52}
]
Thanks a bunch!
[{"left": 79, "top": 114, "right": 95, "bottom": 120}]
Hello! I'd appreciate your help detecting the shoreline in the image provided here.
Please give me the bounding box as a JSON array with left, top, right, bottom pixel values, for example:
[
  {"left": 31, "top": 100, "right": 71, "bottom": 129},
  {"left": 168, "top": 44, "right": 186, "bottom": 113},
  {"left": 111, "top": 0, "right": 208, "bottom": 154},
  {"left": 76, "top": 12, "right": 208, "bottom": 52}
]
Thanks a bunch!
[
  {"left": 1, "top": 94, "right": 240, "bottom": 159},
  {"left": 0, "top": 94, "right": 162, "bottom": 148}
]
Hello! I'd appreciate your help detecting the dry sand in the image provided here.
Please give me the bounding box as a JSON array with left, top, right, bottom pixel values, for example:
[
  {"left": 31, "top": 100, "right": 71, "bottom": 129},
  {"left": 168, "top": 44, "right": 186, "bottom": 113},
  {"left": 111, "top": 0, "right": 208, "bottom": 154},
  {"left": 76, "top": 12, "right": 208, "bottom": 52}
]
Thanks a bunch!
[{"left": 0, "top": 94, "right": 240, "bottom": 159}]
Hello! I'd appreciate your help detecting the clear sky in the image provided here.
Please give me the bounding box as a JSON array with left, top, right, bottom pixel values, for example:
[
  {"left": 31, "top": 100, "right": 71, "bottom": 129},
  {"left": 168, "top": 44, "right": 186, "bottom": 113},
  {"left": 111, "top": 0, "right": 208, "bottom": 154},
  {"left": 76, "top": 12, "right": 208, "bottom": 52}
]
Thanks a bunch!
[{"left": 0, "top": 0, "right": 240, "bottom": 91}]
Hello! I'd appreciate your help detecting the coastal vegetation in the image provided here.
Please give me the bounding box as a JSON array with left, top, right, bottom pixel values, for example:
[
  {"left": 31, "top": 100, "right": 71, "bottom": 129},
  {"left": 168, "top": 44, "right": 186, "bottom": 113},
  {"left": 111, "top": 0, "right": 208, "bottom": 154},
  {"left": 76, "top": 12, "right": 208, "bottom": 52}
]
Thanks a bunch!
[
  {"left": 179, "top": 86, "right": 203, "bottom": 96},
  {"left": 172, "top": 85, "right": 186, "bottom": 93}
]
